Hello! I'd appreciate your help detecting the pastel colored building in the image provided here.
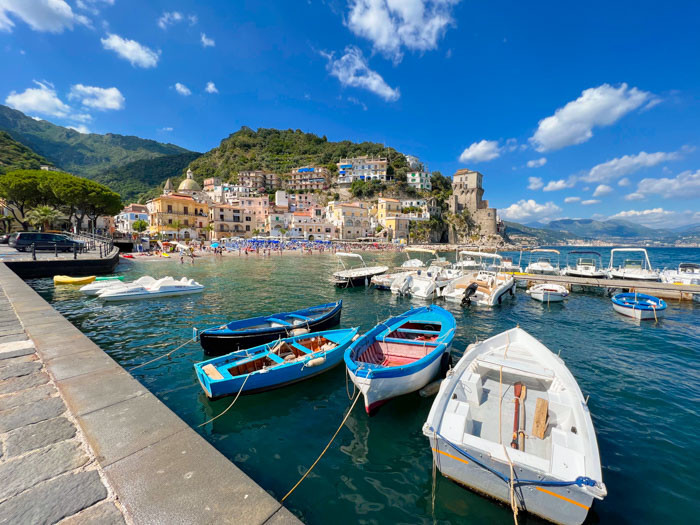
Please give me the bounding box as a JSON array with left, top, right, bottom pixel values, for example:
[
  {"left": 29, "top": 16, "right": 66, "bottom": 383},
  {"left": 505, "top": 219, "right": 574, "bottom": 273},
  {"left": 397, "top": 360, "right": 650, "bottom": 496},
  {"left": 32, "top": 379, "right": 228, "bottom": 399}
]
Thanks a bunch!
[
  {"left": 114, "top": 204, "right": 149, "bottom": 234},
  {"left": 337, "top": 156, "right": 388, "bottom": 184}
]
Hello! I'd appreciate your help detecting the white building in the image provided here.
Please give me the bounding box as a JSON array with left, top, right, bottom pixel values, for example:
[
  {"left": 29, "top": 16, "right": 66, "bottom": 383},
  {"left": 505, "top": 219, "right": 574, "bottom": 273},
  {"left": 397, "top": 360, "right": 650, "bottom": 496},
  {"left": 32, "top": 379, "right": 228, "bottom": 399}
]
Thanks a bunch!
[
  {"left": 406, "top": 171, "right": 431, "bottom": 191},
  {"left": 404, "top": 155, "right": 422, "bottom": 170},
  {"left": 337, "top": 156, "right": 388, "bottom": 184},
  {"left": 114, "top": 204, "right": 149, "bottom": 235}
]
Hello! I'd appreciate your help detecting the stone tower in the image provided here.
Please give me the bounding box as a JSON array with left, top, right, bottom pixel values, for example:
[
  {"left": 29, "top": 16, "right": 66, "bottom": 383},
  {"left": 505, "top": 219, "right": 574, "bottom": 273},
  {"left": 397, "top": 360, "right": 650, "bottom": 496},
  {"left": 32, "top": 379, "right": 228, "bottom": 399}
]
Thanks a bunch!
[{"left": 448, "top": 169, "right": 498, "bottom": 240}]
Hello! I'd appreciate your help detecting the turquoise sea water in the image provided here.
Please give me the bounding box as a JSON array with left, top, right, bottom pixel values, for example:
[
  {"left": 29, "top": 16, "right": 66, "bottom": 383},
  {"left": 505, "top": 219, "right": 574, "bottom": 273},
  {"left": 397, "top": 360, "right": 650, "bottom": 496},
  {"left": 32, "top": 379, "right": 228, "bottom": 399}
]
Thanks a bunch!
[{"left": 30, "top": 247, "right": 699, "bottom": 524}]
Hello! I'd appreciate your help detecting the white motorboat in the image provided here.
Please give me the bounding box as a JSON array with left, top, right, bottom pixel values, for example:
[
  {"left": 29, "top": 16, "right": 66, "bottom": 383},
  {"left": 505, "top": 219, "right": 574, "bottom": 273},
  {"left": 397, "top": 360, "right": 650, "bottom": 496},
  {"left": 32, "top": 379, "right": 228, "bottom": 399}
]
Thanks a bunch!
[
  {"left": 332, "top": 253, "right": 388, "bottom": 288},
  {"left": 372, "top": 271, "right": 415, "bottom": 290},
  {"left": 527, "top": 283, "right": 569, "bottom": 303},
  {"left": 453, "top": 250, "right": 484, "bottom": 272},
  {"left": 525, "top": 249, "right": 561, "bottom": 276},
  {"left": 408, "top": 265, "right": 463, "bottom": 299},
  {"left": 400, "top": 248, "right": 440, "bottom": 269},
  {"left": 441, "top": 254, "right": 515, "bottom": 306},
  {"left": 562, "top": 251, "right": 607, "bottom": 278},
  {"left": 607, "top": 248, "right": 659, "bottom": 281},
  {"left": 661, "top": 262, "right": 700, "bottom": 285},
  {"left": 98, "top": 276, "right": 204, "bottom": 301},
  {"left": 80, "top": 276, "right": 156, "bottom": 296},
  {"left": 423, "top": 327, "right": 607, "bottom": 525}
]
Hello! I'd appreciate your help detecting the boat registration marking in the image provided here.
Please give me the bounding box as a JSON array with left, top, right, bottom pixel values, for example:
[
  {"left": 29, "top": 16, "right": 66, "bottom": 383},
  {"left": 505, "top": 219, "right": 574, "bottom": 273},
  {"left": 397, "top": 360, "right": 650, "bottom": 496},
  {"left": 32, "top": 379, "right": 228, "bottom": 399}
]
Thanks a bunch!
[
  {"left": 535, "top": 487, "right": 589, "bottom": 510},
  {"left": 432, "top": 448, "right": 469, "bottom": 466}
]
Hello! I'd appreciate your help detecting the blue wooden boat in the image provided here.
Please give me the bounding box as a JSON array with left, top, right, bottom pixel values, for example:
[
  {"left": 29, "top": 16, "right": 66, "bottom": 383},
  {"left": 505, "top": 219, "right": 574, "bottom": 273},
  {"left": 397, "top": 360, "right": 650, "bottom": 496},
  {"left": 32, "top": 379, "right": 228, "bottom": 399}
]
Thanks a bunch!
[
  {"left": 195, "top": 328, "right": 359, "bottom": 399},
  {"left": 344, "top": 305, "right": 456, "bottom": 414},
  {"left": 195, "top": 301, "right": 342, "bottom": 355},
  {"left": 611, "top": 292, "right": 666, "bottom": 321}
]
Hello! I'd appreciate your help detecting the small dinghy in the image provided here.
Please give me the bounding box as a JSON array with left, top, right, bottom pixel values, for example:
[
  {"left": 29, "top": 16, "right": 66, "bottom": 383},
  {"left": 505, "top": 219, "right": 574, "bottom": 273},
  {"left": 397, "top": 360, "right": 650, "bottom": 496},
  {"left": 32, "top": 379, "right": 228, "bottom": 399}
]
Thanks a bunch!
[
  {"left": 80, "top": 276, "right": 154, "bottom": 296},
  {"left": 97, "top": 276, "right": 203, "bottom": 301},
  {"left": 527, "top": 283, "right": 569, "bottom": 303},
  {"left": 195, "top": 328, "right": 359, "bottom": 399},
  {"left": 423, "top": 327, "right": 607, "bottom": 525},
  {"left": 611, "top": 292, "right": 666, "bottom": 320},
  {"left": 54, "top": 275, "right": 96, "bottom": 286},
  {"left": 195, "top": 301, "right": 342, "bottom": 355},
  {"left": 344, "top": 305, "right": 456, "bottom": 414},
  {"left": 332, "top": 253, "right": 388, "bottom": 288}
]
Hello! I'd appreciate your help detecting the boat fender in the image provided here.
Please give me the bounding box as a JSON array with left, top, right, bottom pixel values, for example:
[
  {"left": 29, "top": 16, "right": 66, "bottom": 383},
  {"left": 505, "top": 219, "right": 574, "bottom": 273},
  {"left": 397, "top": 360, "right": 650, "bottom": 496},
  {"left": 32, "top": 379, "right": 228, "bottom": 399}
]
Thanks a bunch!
[
  {"left": 284, "top": 354, "right": 297, "bottom": 362},
  {"left": 290, "top": 328, "right": 309, "bottom": 336},
  {"left": 352, "top": 333, "right": 360, "bottom": 342},
  {"left": 306, "top": 357, "right": 326, "bottom": 367}
]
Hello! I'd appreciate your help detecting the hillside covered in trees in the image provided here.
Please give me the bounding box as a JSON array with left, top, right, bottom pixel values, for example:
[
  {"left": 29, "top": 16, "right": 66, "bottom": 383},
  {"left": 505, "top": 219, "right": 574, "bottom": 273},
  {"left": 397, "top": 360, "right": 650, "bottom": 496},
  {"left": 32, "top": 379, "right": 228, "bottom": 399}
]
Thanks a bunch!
[{"left": 0, "top": 131, "right": 51, "bottom": 173}]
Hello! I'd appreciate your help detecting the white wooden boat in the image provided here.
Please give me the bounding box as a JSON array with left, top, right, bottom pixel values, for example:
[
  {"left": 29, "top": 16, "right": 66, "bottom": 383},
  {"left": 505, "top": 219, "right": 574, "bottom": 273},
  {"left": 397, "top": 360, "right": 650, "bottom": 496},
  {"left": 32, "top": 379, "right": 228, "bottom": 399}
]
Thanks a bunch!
[
  {"left": 525, "top": 249, "right": 561, "bottom": 276},
  {"left": 562, "top": 251, "right": 607, "bottom": 278},
  {"left": 332, "top": 253, "right": 388, "bottom": 288},
  {"left": 527, "top": 283, "right": 569, "bottom": 303},
  {"left": 441, "top": 254, "right": 515, "bottom": 306},
  {"left": 98, "top": 276, "right": 204, "bottom": 301},
  {"left": 80, "top": 276, "right": 156, "bottom": 296},
  {"left": 345, "top": 306, "right": 456, "bottom": 414},
  {"left": 423, "top": 327, "right": 607, "bottom": 525},
  {"left": 607, "top": 248, "right": 659, "bottom": 281},
  {"left": 611, "top": 292, "right": 666, "bottom": 320}
]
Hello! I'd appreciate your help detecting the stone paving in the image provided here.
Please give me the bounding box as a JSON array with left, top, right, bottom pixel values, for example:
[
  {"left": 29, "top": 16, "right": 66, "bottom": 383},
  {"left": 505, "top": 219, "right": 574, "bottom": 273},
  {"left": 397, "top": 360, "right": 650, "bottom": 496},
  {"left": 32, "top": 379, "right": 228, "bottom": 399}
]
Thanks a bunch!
[{"left": 0, "top": 288, "right": 127, "bottom": 524}]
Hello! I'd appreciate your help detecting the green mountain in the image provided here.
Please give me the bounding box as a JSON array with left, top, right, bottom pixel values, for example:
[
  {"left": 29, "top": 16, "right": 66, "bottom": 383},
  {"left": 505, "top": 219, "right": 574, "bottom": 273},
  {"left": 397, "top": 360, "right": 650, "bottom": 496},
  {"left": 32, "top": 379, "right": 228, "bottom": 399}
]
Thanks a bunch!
[
  {"left": 92, "top": 152, "right": 202, "bottom": 203},
  {"left": 503, "top": 221, "right": 577, "bottom": 244},
  {"left": 0, "top": 131, "right": 51, "bottom": 173},
  {"left": 0, "top": 104, "right": 190, "bottom": 177},
  {"left": 187, "top": 126, "right": 409, "bottom": 181}
]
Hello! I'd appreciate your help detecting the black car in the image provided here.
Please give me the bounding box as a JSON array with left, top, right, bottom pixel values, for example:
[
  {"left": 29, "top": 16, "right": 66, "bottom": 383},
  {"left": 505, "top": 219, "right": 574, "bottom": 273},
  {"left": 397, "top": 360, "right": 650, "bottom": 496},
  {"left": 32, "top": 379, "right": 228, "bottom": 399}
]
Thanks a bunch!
[
  {"left": 8, "top": 232, "right": 85, "bottom": 252},
  {"left": 0, "top": 233, "right": 10, "bottom": 244}
]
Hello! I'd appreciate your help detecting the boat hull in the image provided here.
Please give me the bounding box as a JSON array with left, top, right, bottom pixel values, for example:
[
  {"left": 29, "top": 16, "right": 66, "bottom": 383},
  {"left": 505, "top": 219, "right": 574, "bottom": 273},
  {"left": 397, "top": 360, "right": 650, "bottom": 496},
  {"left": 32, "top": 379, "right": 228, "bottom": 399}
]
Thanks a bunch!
[
  {"left": 427, "top": 434, "right": 594, "bottom": 525},
  {"left": 199, "top": 305, "right": 342, "bottom": 355},
  {"left": 612, "top": 302, "right": 665, "bottom": 320}
]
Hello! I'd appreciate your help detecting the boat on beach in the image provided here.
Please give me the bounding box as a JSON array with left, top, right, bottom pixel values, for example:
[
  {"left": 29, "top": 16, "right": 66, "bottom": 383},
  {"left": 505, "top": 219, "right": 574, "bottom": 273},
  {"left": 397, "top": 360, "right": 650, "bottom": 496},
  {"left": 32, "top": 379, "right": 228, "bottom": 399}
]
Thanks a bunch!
[
  {"left": 194, "top": 328, "right": 359, "bottom": 399},
  {"left": 607, "top": 248, "right": 659, "bottom": 281},
  {"left": 344, "top": 305, "right": 456, "bottom": 414},
  {"left": 562, "top": 251, "right": 607, "bottom": 278},
  {"left": 97, "top": 276, "right": 204, "bottom": 301},
  {"left": 611, "top": 292, "right": 666, "bottom": 320},
  {"left": 423, "top": 327, "right": 607, "bottom": 525},
  {"left": 527, "top": 283, "right": 569, "bottom": 303},
  {"left": 332, "top": 252, "right": 388, "bottom": 287},
  {"left": 196, "top": 301, "right": 343, "bottom": 355},
  {"left": 440, "top": 253, "right": 515, "bottom": 306}
]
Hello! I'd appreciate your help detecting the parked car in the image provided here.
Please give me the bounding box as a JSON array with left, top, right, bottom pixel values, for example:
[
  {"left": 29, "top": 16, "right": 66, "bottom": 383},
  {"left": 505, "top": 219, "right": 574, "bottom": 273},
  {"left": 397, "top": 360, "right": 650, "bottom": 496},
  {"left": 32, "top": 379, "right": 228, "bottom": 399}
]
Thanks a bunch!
[
  {"left": 0, "top": 233, "right": 10, "bottom": 244},
  {"left": 8, "top": 232, "right": 86, "bottom": 252}
]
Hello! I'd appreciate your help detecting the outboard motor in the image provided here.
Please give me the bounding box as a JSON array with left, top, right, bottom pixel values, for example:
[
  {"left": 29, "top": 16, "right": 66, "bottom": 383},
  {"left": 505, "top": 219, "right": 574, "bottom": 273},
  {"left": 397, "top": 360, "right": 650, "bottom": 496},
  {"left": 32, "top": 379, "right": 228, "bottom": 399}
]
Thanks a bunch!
[
  {"left": 461, "top": 282, "right": 479, "bottom": 306},
  {"left": 399, "top": 275, "right": 413, "bottom": 296}
]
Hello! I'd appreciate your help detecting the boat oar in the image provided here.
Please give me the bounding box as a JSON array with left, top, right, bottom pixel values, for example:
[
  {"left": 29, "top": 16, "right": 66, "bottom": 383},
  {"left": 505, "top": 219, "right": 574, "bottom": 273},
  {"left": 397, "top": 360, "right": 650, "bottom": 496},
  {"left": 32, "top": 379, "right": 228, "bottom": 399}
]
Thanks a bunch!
[
  {"left": 518, "top": 385, "right": 527, "bottom": 451},
  {"left": 511, "top": 382, "right": 522, "bottom": 449}
]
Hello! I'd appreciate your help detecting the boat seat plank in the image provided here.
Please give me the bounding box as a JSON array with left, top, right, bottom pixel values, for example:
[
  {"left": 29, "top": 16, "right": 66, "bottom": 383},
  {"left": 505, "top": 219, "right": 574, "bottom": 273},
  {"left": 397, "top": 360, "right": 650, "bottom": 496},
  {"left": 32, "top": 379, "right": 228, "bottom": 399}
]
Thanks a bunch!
[
  {"left": 380, "top": 337, "right": 440, "bottom": 347},
  {"left": 266, "top": 317, "right": 291, "bottom": 327},
  {"left": 476, "top": 355, "right": 554, "bottom": 378},
  {"left": 267, "top": 353, "right": 285, "bottom": 364},
  {"left": 291, "top": 341, "right": 310, "bottom": 354},
  {"left": 287, "top": 313, "right": 311, "bottom": 321},
  {"left": 532, "top": 398, "right": 549, "bottom": 439},
  {"left": 394, "top": 328, "right": 441, "bottom": 335},
  {"left": 202, "top": 364, "right": 224, "bottom": 380}
]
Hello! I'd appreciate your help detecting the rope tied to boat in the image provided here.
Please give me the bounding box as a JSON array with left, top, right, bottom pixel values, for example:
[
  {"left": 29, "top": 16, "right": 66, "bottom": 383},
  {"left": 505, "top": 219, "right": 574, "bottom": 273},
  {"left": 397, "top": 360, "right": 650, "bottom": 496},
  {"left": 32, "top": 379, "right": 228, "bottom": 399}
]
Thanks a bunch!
[
  {"left": 281, "top": 391, "right": 361, "bottom": 503},
  {"left": 502, "top": 445, "right": 520, "bottom": 525},
  {"left": 197, "top": 373, "right": 250, "bottom": 428},
  {"left": 129, "top": 338, "right": 192, "bottom": 371}
]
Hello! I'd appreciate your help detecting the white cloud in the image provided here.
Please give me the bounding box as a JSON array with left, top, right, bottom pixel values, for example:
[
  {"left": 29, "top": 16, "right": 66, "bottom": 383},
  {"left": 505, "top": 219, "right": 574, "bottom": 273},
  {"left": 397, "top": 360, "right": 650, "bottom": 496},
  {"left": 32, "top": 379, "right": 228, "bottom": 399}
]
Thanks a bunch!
[
  {"left": 188, "top": 14, "right": 198, "bottom": 25},
  {"left": 625, "top": 192, "right": 645, "bottom": 201},
  {"left": 583, "top": 150, "right": 680, "bottom": 183},
  {"left": 610, "top": 208, "right": 676, "bottom": 228},
  {"left": 158, "top": 11, "right": 182, "bottom": 29},
  {"left": 543, "top": 178, "right": 574, "bottom": 192},
  {"left": 68, "top": 124, "right": 90, "bottom": 134},
  {"left": 200, "top": 33, "right": 215, "bottom": 47},
  {"left": 101, "top": 33, "right": 159, "bottom": 68},
  {"left": 564, "top": 196, "right": 580, "bottom": 203},
  {"left": 526, "top": 157, "right": 547, "bottom": 168},
  {"left": 500, "top": 199, "right": 561, "bottom": 222},
  {"left": 530, "top": 83, "right": 655, "bottom": 152},
  {"left": 346, "top": 0, "right": 460, "bottom": 63},
  {"left": 5, "top": 80, "right": 91, "bottom": 122},
  {"left": 581, "top": 199, "right": 600, "bottom": 205},
  {"left": 76, "top": 0, "right": 113, "bottom": 15},
  {"left": 174, "top": 83, "right": 191, "bottom": 96},
  {"left": 205, "top": 81, "right": 218, "bottom": 94},
  {"left": 593, "top": 184, "right": 613, "bottom": 197},
  {"left": 527, "top": 177, "right": 543, "bottom": 190},
  {"left": 68, "top": 84, "right": 124, "bottom": 110},
  {"left": 323, "top": 46, "right": 400, "bottom": 102},
  {"left": 0, "top": 0, "right": 90, "bottom": 33},
  {"left": 459, "top": 140, "right": 501, "bottom": 163},
  {"left": 159, "top": 126, "right": 173, "bottom": 132},
  {"left": 632, "top": 170, "right": 700, "bottom": 199},
  {"left": 347, "top": 96, "right": 368, "bottom": 111},
  {"left": 618, "top": 177, "right": 630, "bottom": 186}
]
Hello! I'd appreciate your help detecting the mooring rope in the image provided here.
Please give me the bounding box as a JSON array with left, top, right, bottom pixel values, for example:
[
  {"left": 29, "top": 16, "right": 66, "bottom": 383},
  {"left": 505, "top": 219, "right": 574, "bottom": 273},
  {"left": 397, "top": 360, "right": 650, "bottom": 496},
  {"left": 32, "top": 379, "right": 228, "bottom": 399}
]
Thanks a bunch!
[
  {"left": 502, "top": 445, "right": 520, "bottom": 525},
  {"left": 197, "top": 373, "right": 250, "bottom": 428},
  {"left": 281, "top": 391, "right": 361, "bottom": 503},
  {"left": 129, "top": 338, "right": 192, "bottom": 371}
]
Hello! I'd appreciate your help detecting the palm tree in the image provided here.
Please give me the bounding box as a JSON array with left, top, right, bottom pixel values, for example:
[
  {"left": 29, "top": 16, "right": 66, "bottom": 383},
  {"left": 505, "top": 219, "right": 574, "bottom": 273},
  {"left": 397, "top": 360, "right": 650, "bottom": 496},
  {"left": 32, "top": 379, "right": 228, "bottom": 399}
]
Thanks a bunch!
[
  {"left": 170, "top": 220, "right": 183, "bottom": 241},
  {"left": 26, "top": 206, "right": 61, "bottom": 232},
  {"left": 202, "top": 223, "right": 214, "bottom": 241}
]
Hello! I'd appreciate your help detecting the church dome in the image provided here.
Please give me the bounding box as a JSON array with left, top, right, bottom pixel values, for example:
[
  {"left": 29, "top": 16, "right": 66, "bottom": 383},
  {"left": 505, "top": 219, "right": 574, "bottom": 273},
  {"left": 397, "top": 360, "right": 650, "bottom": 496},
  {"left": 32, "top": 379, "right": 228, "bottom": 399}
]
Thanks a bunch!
[{"left": 178, "top": 169, "right": 201, "bottom": 192}]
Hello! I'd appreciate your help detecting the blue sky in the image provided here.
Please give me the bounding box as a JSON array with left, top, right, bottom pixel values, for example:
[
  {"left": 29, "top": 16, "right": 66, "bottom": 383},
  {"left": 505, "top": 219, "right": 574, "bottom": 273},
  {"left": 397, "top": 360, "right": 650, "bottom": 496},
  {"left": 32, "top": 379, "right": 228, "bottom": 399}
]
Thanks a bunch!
[{"left": 2, "top": 0, "right": 699, "bottom": 228}]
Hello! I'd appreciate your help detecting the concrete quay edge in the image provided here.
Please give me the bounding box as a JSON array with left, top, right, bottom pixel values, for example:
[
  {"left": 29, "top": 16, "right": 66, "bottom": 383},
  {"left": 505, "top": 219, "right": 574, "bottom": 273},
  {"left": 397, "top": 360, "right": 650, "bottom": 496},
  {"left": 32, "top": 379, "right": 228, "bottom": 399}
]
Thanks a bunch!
[{"left": 0, "top": 263, "right": 301, "bottom": 525}]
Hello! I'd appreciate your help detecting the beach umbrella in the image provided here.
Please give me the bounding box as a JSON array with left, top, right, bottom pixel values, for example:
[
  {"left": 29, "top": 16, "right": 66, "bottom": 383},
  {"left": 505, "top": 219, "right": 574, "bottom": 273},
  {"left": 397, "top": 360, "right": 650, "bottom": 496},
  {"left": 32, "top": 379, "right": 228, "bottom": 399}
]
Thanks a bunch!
[{"left": 211, "top": 242, "right": 219, "bottom": 248}]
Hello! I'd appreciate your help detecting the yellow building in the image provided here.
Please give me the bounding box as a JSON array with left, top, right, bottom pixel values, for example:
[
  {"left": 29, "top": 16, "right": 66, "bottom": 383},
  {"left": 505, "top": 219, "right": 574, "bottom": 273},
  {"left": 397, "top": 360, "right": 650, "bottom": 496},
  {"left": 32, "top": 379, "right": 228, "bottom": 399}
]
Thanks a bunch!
[
  {"left": 147, "top": 193, "right": 209, "bottom": 240},
  {"left": 327, "top": 201, "right": 371, "bottom": 240},
  {"left": 376, "top": 197, "right": 402, "bottom": 224},
  {"left": 383, "top": 216, "right": 410, "bottom": 242}
]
